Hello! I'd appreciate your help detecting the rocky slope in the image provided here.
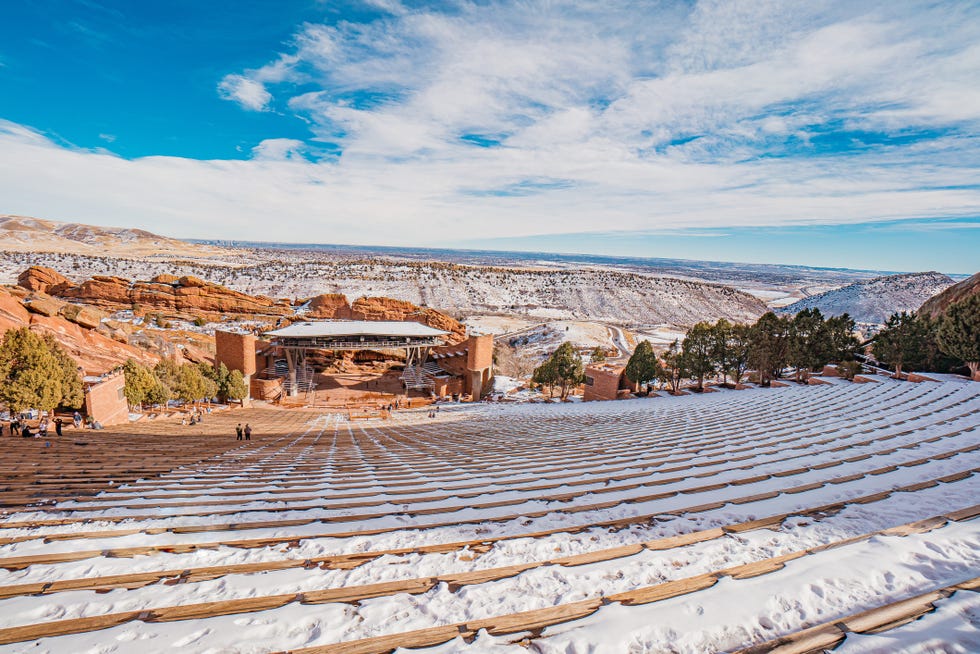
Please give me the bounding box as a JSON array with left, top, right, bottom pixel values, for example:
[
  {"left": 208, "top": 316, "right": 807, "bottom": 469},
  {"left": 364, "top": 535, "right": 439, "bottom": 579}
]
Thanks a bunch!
[
  {"left": 18, "top": 267, "right": 291, "bottom": 318},
  {"left": 919, "top": 272, "right": 980, "bottom": 318},
  {"left": 0, "top": 286, "right": 157, "bottom": 375},
  {"left": 0, "top": 215, "right": 233, "bottom": 258},
  {"left": 777, "top": 272, "right": 955, "bottom": 324},
  {"left": 4, "top": 256, "right": 769, "bottom": 328}
]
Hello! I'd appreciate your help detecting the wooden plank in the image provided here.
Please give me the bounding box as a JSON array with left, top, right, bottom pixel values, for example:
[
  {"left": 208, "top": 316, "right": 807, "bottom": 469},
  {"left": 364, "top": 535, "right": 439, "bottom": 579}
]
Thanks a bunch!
[
  {"left": 724, "top": 551, "right": 807, "bottom": 579},
  {"left": 0, "top": 610, "right": 144, "bottom": 645},
  {"left": 841, "top": 591, "right": 943, "bottom": 634},
  {"left": 606, "top": 573, "right": 719, "bottom": 606}
]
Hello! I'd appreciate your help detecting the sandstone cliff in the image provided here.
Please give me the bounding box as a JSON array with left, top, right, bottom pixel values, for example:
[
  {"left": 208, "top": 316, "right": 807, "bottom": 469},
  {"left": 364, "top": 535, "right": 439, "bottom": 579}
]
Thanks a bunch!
[
  {"left": 303, "top": 293, "right": 466, "bottom": 343},
  {"left": 919, "top": 272, "right": 980, "bottom": 319},
  {"left": 0, "top": 287, "right": 157, "bottom": 374},
  {"left": 18, "top": 266, "right": 290, "bottom": 318}
]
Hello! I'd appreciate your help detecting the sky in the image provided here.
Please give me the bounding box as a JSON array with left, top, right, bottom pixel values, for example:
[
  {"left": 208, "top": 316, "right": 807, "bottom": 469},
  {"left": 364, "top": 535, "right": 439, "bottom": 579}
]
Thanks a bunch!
[{"left": 1, "top": 0, "right": 978, "bottom": 273}]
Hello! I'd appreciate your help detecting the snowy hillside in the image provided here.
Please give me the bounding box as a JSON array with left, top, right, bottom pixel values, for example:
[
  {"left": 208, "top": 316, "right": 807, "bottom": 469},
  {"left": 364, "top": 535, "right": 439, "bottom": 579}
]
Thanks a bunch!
[
  {"left": 0, "top": 215, "right": 232, "bottom": 258},
  {"left": 778, "top": 271, "right": 954, "bottom": 324},
  {"left": 0, "top": 252, "right": 768, "bottom": 328},
  {"left": 0, "top": 377, "right": 978, "bottom": 652}
]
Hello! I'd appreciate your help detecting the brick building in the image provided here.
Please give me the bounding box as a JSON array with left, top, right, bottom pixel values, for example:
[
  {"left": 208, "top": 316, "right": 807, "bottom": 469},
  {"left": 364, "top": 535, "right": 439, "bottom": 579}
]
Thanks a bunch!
[
  {"left": 583, "top": 363, "right": 635, "bottom": 401},
  {"left": 83, "top": 370, "right": 129, "bottom": 426}
]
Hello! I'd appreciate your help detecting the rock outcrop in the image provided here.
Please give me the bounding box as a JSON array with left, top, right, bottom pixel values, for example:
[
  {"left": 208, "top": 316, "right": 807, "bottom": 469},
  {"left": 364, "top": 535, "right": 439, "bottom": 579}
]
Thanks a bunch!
[
  {"left": 17, "top": 266, "right": 72, "bottom": 294},
  {"left": 0, "top": 287, "right": 156, "bottom": 374},
  {"left": 299, "top": 294, "right": 466, "bottom": 343},
  {"left": 29, "top": 272, "right": 292, "bottom": 318},
  {"left": 305, "top": 293, "right": 353, "bottom": 319},
  {"left": 919, "top": 272, "right": 980, "bottom": 319},
  {"left": 350, "top": 297, "right": 466, "bottom": 343}
]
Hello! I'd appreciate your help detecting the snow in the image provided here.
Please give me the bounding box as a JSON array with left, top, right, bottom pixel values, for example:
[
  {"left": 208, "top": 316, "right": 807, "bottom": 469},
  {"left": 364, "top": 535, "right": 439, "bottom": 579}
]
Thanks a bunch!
[{"left": 0, "top": 378, "right": 978, "bottom": 652}]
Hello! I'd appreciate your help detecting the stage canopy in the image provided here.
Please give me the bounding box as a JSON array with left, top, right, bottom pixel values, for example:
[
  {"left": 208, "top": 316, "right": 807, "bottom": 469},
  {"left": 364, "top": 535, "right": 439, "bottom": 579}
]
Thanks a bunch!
[{"left": 266, "top": 320, "right": 448, "bottom": 349}]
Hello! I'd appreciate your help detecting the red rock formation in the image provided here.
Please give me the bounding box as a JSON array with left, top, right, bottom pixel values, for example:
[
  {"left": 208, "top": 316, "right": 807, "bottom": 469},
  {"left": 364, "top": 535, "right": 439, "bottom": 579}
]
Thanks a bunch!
[
  {"left": 17, "top": 266, "right": 72, "bottom": 294},
  {"left": 919, "top": 272, "right": 980, "bottom": 318},
  {"left": 306, "top": 293, "right": 353, "bottom": 319},
  {"left": 351, "top": 297, "right": 466, "bottom": 343},
  {"left": 0, "top": 287, "right": 157, "bottom": 374},
  {"left": 44, "top": 272, "right": 291, "bottom": 317}
]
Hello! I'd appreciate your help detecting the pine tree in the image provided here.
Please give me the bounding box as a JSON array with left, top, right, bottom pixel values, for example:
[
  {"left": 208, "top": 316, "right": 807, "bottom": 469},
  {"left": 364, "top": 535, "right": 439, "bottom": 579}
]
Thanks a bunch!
[
  {"left": 825, "top": 313, "right": 859, "bottom": 362},
  {"left": 873, "top": 312, "right": 928, "bottom": 377},
  {"left": 0, "top": 328, "right": 83, "bottom": 413},
  {"left": 225, "top": 369, "right": 249, "bottom": 401},
  {"left": 589, "top": 346, "right": 607, "bottom": 363},
  {"left": 788, "top": 308, "right": 830, "bottom": 382},
  {"left": 533, "top": 342, "right": 584, "bottom": 400},
  {"left": 624, "top": 340, "right": 661, "bottom": 392},
  {"left": 682, "top": 322, "right": 715, "bottom": 391},
  {"left": 720, "top": 322, "right": 752, "bottom": 386},
  {"left": 658, "top": 339, "right": 687, "bottom": 394},
  {"left": 937, "top": 293, "right": 980, "bottom": 379},
  {"left": 748, "top": 312, "right": 790, "bottom": 387},
  {"left": 551, "top": 342, "right": 585, "bottom": 400},
  {"left": 123, "top": 359, "right": 170, "bottom": 408}
]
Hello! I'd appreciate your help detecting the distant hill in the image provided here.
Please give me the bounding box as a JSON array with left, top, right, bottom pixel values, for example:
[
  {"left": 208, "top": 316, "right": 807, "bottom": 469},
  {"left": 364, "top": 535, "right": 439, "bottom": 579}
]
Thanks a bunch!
[
  {"left": 0, "top": 215, "right": 232, "bottom": 258},
  {"left": 777, "top": 272, "right": 955, "bottom": 324},
  {"left": 919, "top": 272, "right": 980, "bottom": 318}
]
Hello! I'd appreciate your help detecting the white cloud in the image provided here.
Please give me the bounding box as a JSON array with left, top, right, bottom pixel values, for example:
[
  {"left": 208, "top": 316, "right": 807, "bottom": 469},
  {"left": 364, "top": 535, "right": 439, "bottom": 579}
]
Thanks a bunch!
[
  {"left": 2, "top": 1, "right": 980, "bottom": 254},
  {"left": 250, "top": 138, "right": 307, "bottom": 161},
  {"left": 217, "top": 74, "right": 272, "bottom": 111}
]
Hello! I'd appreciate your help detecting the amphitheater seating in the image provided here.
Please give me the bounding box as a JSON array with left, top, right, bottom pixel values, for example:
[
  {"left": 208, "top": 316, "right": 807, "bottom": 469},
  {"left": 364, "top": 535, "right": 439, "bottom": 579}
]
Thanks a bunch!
[{"left": 0, "top": 377, "right": 977, "bottom": 652}]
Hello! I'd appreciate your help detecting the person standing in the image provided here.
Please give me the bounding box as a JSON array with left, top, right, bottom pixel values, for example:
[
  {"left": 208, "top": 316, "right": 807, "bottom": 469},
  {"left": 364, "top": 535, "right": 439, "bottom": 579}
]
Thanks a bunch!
[
  {"left": 244, "top": 424, "right": 252, "bottom": 440},
  {"left": 72, "top": 411, "right": 82, "bottom": 429},
  {"left": 236, "top": 424, "right": 243, "bottom": 440},
  {"left": 55, "top": 418, "right": 63, "bottom": 437}
]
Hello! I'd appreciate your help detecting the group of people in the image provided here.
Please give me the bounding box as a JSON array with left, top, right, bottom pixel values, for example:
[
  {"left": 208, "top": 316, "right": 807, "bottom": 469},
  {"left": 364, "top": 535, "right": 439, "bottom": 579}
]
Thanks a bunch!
[
  {"left": 180, "top": 408, "right": 209, "bottom": 426},
  {"left": 426, "top": 406, "right": 441, "bottom": 419},
  {"left": 4, "top": 411, "right": 82, "bottom": 437},
  {"left": 235, "top": 423, "right": 253, "bottom": 440}
]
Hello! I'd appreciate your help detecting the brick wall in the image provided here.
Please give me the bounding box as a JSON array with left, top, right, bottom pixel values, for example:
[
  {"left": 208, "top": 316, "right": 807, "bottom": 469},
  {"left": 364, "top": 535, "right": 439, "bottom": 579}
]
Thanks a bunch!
[
  {"left": 84, "top": 372, "right": 129, "bottom": 426},
  {"left": 215, "top": 331, "right": 257, "bottom": 376},
  {"left": 466, "top": 334, "right": 494, "bottom": 371},
  {"left": 583, "top": 364, "right": 628, "bottom": 401}
]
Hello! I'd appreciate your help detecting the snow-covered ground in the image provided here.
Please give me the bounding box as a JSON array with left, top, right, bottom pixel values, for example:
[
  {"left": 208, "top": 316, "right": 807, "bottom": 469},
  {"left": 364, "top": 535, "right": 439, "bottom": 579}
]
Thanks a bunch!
[{"left": 0, "top": 377, "right": 978, "bottom": 653}]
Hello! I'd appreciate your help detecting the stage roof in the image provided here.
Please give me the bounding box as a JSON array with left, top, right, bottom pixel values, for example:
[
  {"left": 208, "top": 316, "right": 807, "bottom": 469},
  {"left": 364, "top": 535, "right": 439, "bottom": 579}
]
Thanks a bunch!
[{"left": 266, "top": 320, "right": 449, "bottom": 339}]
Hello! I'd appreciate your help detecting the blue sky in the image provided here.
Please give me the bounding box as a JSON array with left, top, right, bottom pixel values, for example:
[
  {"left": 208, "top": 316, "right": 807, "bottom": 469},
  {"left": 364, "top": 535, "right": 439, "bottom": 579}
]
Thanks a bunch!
[{"left": 1, "top": 0, "right": 978, "bottom": 273}]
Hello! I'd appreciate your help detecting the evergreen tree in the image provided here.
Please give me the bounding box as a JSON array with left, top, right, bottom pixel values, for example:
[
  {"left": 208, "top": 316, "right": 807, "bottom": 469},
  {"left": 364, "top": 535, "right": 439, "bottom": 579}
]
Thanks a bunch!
[
  {"left": 873, "top": 312, "right": 928, "bottom": 377},
  {"left": 748, "top": 312, "right": 790, "bottom": 386},
  {"left": 711, "top": 319, "right": 733, "bottom": 383},
  {"left": 788, "top": 308, "right": 830, "bottom": 381},
  {"left": 624, "top": 340, "right": 661, "bottom": 392},
  {"left": 825, "top": 313, "right": 859, "bottom": 362},
  {"left": 123, "top": 358, "right": 170, "bottom": 408},
  {"left": 589, "top": 346, "right": 607, "bottom": 363},
  {"left": 533, "top": 342, "right": 584, "bottom": 400},
  {"left": 550, "top": 342, "right": 585, "bottom": 400},
  {"left": 531, "top": 357, "right": 558, "bottom": 396},
  {"left": 0, "top": 328, "right": 83, "bottom": 413},
  {"left": 174, "top": 364, "right": 215, "bottom": 403},
  {"left": 937, "top": 293, "right": 980, "bottom": 379},
  {"left": 153, "top": 358, "right": 181, "bottom": 397},
  {"left": 225, "top": 369, "right": 249, "bottom": 401},
  {"left": 658, "top": 339, "right": 687, "bottom": 394},
  {"left": 720, "top": 322, "right": 752, "bottom": 385},
  {"left": 682, "top": 322, "right": 715, "bottom": 391}
]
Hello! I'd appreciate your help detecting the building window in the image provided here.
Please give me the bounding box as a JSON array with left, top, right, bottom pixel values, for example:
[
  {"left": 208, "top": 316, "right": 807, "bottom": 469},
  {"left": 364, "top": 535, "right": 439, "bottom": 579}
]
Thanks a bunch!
[{"left": 584, "top": 375, "right": 595, "bottom": 386}]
